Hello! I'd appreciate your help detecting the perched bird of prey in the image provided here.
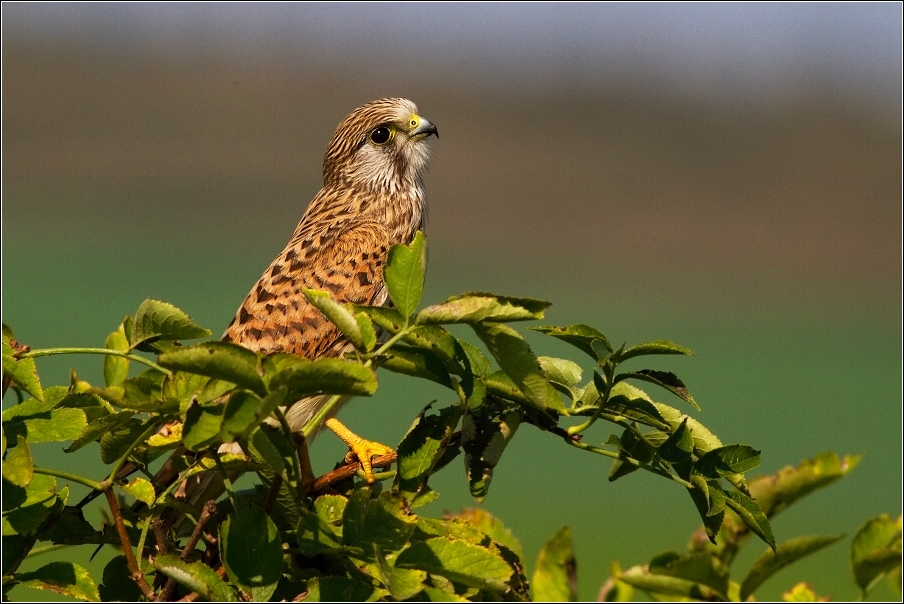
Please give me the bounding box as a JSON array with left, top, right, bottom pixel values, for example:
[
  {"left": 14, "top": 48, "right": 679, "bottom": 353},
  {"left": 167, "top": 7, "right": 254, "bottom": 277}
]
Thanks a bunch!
[{"left": 221, "top": 97, "right": 437, "bottom": 480}]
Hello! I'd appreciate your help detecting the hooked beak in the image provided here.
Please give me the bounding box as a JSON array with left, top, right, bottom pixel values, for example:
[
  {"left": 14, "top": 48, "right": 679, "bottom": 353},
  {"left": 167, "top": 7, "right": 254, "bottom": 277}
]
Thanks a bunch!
[{"left": 409, "top": 114, "right": 438, "bottom": 141}]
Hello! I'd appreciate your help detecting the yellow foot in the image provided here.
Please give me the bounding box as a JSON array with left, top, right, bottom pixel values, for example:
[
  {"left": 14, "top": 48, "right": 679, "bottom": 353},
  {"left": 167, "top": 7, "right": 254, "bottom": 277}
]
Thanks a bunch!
[{"left": 324, "top": 417, "right": 394, "bottom": 483}]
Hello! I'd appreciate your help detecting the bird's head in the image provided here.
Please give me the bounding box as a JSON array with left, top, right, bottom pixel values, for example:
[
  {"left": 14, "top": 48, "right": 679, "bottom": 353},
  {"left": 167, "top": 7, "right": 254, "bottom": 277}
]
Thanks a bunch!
[{"left": 322, "top": 98, "right": 438, "bottom": 193}]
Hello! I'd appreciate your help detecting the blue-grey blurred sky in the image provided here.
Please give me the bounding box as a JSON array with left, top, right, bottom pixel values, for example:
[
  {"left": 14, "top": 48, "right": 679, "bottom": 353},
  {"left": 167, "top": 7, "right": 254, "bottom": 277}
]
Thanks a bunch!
[{"left": 4, "top": 3, "right": 901, "bottom": 108}]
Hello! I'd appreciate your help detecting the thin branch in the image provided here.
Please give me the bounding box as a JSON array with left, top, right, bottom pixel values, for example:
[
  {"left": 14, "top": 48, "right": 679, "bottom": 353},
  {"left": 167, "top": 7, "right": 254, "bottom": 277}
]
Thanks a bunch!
[
  {"left": 310, "top": 451, "right": 397, "bottom": 494},
  {"left": 20, "top": 347, "right": 172, "bottom": 375},
  {"left": 33, "top": 466, "right": 104, "bottom": 491},
  {"left": 566, "top": 438, "right": 694, "bottom": 488},
  {"left": 104, "top": 488, "right": 156, "bottom": 600}
]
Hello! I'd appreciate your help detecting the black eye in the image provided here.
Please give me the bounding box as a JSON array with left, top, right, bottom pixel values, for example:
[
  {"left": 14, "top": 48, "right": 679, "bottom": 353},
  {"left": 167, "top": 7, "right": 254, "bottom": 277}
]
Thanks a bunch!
[{"left": 370, "top": 126, "right": 392, "bottom": 145}]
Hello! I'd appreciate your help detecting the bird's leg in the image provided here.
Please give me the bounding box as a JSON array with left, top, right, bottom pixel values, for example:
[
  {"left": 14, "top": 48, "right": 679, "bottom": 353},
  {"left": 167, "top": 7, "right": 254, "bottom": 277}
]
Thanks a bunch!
[{"left": 324, "top": 417, "right": 394, "bottom": 483}]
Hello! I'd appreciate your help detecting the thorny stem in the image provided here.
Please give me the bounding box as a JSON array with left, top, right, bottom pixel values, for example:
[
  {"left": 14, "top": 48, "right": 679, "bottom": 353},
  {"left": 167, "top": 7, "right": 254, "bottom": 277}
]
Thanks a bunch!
[
  {"left": 20, "top": 347, "right": 172, "bottom": 376},
  {"left": 104, "top": 488, "right": 156, "bottom": 600}
]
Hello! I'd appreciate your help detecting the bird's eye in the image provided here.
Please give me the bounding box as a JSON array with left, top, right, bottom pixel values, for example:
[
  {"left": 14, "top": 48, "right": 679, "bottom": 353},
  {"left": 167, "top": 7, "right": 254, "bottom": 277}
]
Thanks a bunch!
[{"left": 369, "top": 126, "right": 393, "bottom": 145}]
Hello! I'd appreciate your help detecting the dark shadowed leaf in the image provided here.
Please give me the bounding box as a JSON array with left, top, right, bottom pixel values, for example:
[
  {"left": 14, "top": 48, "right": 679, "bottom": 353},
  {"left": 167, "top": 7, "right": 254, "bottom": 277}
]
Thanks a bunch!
[
  {"left": 462, "top": 406, "right": 522, "bottom": 501},
  {"left": 618, "top": 340, "right": 693, "bottom": 362},
  {"left": 182, "top": 400, "right": 225, "bottom": 451},
  {"left": 385, "top": 230, "right": 427, "bottom": 319},
  {"left": 221, "top": 502, "right": 283, "bottom": 601},
  {"left": 617, "top": 370, "right": 699, "bottom": 410},
  {"left": 130, "top": 299, "right": 212, "bottom": 350},
  {"left": 302, "top": 289, "right": 365, "bottom": 350},
  {"left": 531, "top": 526, "right": 577, "bottom": 601},
  {"left": 303, "top": 576, "right": 376, "bottom": 602},
  {"left": 741, "top": 534, "right": 845, "bottom": 599},
  {"left": 686, "top": 481, "right": 725, "bottom": 544},
  {"left": 694, "top": 445, "right": 761, "bottom": 478},
  {"left": 158, "top": 342, "right": 265, "bottom": 397},
  {"left": 14, "top": 561, "right": 99, "bottom": 602},
  {"left": 153, "top": 555, "right": 237, "bottom": 601},
  {"left": 98, "top": 556, "right": 146, "bottom": 602},
  {"left": 396, "top": 403, "right": 464, "bottom": 502},
  {"left": 419, "top": 293, "right": 551, "bottom": 324},
  {"left": 531, "top": 324, "right": 612, "bottom": 359},
  {"left": 99, "top": 417, "right": 156, "bottom": 464},
  {"left": 851, "top": 514, "right": 903, "bottom": 595},
  {"left": 2, "top": 474, "right": 60, "bottom": 537},
  {"left": 658, "top": 418, "right": 694, "bottom": 463},
  {"left": 66, "top": 411, "right": 135, "bottom": 453}
]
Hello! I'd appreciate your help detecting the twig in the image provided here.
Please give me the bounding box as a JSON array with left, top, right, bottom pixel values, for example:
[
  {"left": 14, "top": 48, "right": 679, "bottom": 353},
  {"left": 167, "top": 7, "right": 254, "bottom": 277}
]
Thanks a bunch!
[
  {"left": 104, "top": 488, "right": 156, "bottom": 600},
  {"left": 263, "top": 475, "right": 284, "bottom": 514},
  {"left": 20, "top": 346, "right": 173, "bottom": 375},
  {"left": 310, "top": 451, "right": 397, "bottom": 495},
  {"left": 155, "top": 501, "right": 217, "bottom": 602}
]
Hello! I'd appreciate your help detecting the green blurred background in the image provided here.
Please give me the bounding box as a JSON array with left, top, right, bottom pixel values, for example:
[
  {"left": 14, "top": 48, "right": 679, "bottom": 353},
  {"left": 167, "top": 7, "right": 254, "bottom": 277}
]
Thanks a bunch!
[{"left": 2, "top": 4, "right": 901, "bottom": 601}]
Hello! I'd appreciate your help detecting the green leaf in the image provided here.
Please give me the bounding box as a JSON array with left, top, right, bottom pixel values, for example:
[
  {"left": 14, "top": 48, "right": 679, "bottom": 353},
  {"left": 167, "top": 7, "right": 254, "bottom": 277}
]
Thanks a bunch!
[
  {"left": 748, "top": 452, "right": 861, "bottom": 518},
  {"left": 182, "top": 400, "right": 225, "bottom": 451},
  {"left": 385, "top": 230, "right": 427, "bottom": 319},
  {"left": 851, "top": 514, "right": 903, "bottom": 595},
  {"left": 295, "top": 495, "right": 345, "bottom": 555},
  {"left": 153, "top": 554, "right": 237, "bottom": 601},
  {"left": 36, "top": 505, "right": 107, "bottom": 546},
  {"left": 619, "top": 552, "right": 729, "bottom": 601},
  {"left": 158, "top": 342, "right": 266, "bottom": 397},
  {"left": 121, "top": 477, "right": 156, "bottom": 506},
  {"left": 531, "top": 526, "right": 577, "bottom": 601},
  {"left": 781, "top": 581, "right": 826, "bottom": 601},
  {"left": 302, "top": 289, "right": 366, "bottom": 350},
  {"left": 609, "top": 426, "right": 656, "bottom": 482},
  {"left": 2, "top": 474, "right": 59, "bottom": 536},
  {"left": 455, "top": 338, "right": 493, "bottom": 379},
  {"left": 2, "top": 407, "right": 87, "bottom": 444},
  {"left": 617, "top": 369, "right": 700, "bottom": 410},
  {"left": 538, "top": 356, "right": 582, "bottom": 386},
  {"left": 472, "top": 321, "right": 559, "bottom": 424},
  {"left": 694, "top": 445, "right": 762, "bottom": 478},
  {"left": 2, "top": 436, "right": 33, "bottom": 488},
  {"left": 685, "top": 478, "right": 726, "bottom": 544},
  {"left": 356, "top": 312, "right": 377, "bottom": 352},
  {"left": 657, "top": 418, "right": 694, "bottom": 463},
  {"left": 380, "top": 345, "right": 454, "bottom": 389},
  {"left": 98, "top": 556, "right": 146, "bottom": 602},
  {"left": 653, "top": 402, "right": 724, "bottom": 455},
  {"left": 14, "top": 561, "right": 100, "bottom": 602},
  {"left": 266, "top": 357, "right": 377, "bottom": 400},
  {"left": 2, "top": 325, "right": 43, "bottom": 401},
  {"left": 130, "top": 299, "right": 212, "bottom": 350},
  {"left": 342, "top": 489, "right": 418, "bottom": 554},
  {"left": 65, "top": 411, "right": 135, "bottom": 453},
  {"left": 741, "top": 534, "right": 845, "bottom": 599},
  {"left": 396, "top": 536, "right": 513, "bottom": 592},
  {"left": 103, "top": 322, "right": 130, "bottom": 387},
  {"left": 419, "top": 293, "right": 551, "bottom": 324},
  {"left": 2, "top": 387, "right": 67, "bottom": 421},
  {"left": 618, "top": 340, "right": 694, "bottom": 362},
  {"left": 396, "top": 403, "right": 464, "bottom": 502},
  {"left": 220, "top": 387, "right": 287, "bottom": 441},
  {"left": 448, "top": 508, "right": 524, "bottom": 563},
  {"left": 602, "top": 382, "right": 669, "bottom": 431},
  {"left": 220, "top": 502, "right": 282, "bottom": 601},
  {"left": 725, "top": 490, "right": 776, "bottom": 550},
  {"left": 99, "top": 417, "right": 155, "bottom": 464},
  {"left": 531, "top": 324, "right": 612, "bottom": 359}
]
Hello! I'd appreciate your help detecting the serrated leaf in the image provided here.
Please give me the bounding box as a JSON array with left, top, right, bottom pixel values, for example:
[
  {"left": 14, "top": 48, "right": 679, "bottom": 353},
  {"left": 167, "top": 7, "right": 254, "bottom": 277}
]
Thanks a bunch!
[
  {"left": 267, "top": 357, "right": 377, "bottom": 400},
  {"left": 653, "top": 402, "right": 724, "bottom": 455},
  {"left": 99, "top": 417, "right": 156, "bottom": 464},
  {"left": 130, "top": 299, "right": 212, "bottom": 350},
  {"left": 2, "top": 387, "right": 66, "bottom": 421},
  {"left": 303, "top": 289, "right": 365, "bottom": 350},
  {"left": 385, "top": 230, "right": 427, "bottom": 319},
  {"left": 182, "top": 400, "right": 225, "bottom": 451},
  {"left": 455, "top": 338, "right": 492, "bottom": 379},
  {"left": 220, "top": 387, "right": 287, "bottom": 441},
  {"left": 36, "top": 505, "right": 107, "bottom": 546},
  {"left": 153, "top": 554, "right": 237, "bottom": 601},
  {"left": 539, "top": 356, "right": 582, "bottom": 387},
  {"left": 2, "top": 436, "right": 33, "bottom": 487},
  {"left": 2, "top": 327, "right": 43, "bottom": 401},
  {"left": 2, "top": 473, "right": 59, "bottom": 536},
  {"left": 686, "top": 479, "right": 725, "bottom": 544},
  {"left": 694, "top": 445, "right": 761, "bottom": 478},
  {"left": 356, "top": 312, "right": 377, "bottom": 352},
  {"left": 851, "top": 514, "right": 903, "bottom": 595},
  {"left": 396, "top": 536, "right": 513, "bottom": 592},
  {"left": 618, "top": 340, "right": 694, "bottom": 362},
  {"left": 725, "top": 490, "right": 775, "bottom": 550},
  {"left": 15, "top": 561, "right": 100, "bottom": 602},
  {"left": 3, "top": 408, "right": 87, "bottom": 444},
  {"left": 396, "top": 403, "right": 464, "bottom": 502},
  {"left": 609, "top": 426, "right": 656, "bottom": 482},
  {"left": 103, "top": 323, "right": 130, "bottom": 387},
  {"left": 342, "top": 489, "right": 417, "bottom": 554},
  {"left": 741, "top": 534, "right": 845, "bottom": 599},
  {"left": 601, "top": 381, "right": 669, "bottom": 430},
  {"left": 619, "top": 552, "right": 728, "bottom": 601},
  {"left": 220, "top": 502, "right": 282, "bottom": 601},
  {"left": 748, "top": 452, "right": 861, "bottom": 518},
  {"left": 158, "top": 341, "right": 265, "bottom": 397},
  {"left": 296, "top": 495, "right": 345, "bottom": 555},
  {"left": 121, "top": 477, "right": 156, "bottom": 506},
  {"left": 462, "top": 407, "right": 522, "bottom": 501},
  {"left": 658, "top": 418, "right": 694, "bottom": 463},
  {"left": 618, "top": 369, "right": 700, "bottom": 410},
  {"left": 531, "top": 526, "right": 577, "bottom": 601},
  {"left": 472, "top": 321, "right": 559, "bottom": 425},
  {"left": 531, "top": 324, "right": 612, "bottom": 359},
  {"left": 450, "top": 508, "right": 524, "bottom": 563},
  {"left": 419, "top": 293, "right": 551, "bottom": 324}
]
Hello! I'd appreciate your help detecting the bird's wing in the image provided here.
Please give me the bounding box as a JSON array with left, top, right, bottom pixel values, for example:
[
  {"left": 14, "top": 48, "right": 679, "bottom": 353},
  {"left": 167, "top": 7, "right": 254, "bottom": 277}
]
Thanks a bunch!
[{"left": 223, "top": 220, "right": 390, "bottom": 358}]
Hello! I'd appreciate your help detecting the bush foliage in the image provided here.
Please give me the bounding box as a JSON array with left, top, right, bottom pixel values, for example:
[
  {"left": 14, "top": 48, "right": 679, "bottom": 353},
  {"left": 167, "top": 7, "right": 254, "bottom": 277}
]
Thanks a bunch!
[{"left": 2, "top": 233, "right": 900, "bottom": 601}]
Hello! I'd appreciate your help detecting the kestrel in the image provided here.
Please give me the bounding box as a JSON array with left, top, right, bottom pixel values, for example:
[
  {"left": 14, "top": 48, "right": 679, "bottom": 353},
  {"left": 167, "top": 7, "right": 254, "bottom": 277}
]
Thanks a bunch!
[{"left": 222, "top": 97, "right": 437, "bottom": 480}]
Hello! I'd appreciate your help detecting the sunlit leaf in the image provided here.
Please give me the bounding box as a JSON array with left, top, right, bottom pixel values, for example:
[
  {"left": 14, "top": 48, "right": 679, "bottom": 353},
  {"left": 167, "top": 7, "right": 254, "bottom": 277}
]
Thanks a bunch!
[
  {"left": 693, "top": 445, "right": 761, "bottom": 478},
  {"left": 130, "top": 299, "right": 212, "bottom": 350},
  {"left": 741, "top": 534, "right": 844, "bottom": 599},
  {"left": 303, "top": 289, "right": 366, "bottom": 350},
  {"left": 2, "top": 436, "right": 33, "bottom": 488},
  {"left": 419, "top": 293, "right": 551, "bottom": 324},
  {"left": 851, "top": 514, "right": 903, "bottom": 595},
  {"left": 102, "top": 322, "right": 130, "bottom": 387},
  {"left": 153, "top": 554, "right": 237, "bottom": 601},
  {"left": 158, "top": 342, "right": 265, "bottom": 397},
  {"left": 617, "top": 369, "right": 699, "bottom": 410},
  {"left": 396, "top": 403, "right": 463, "bottom": 502},
  {"left": 748, "top": 452, "right": 861, "bottom": 518},
  {"left": 531, "top": 324, "right": 612, "bottom": 359},
  {"left": 725, "top": 490, "right": 775, "bottom": 550},
  {"left": 531, "top": 526, "right": 577, "bottom": 601},
  {"left": 618, "top": 340, "right": 693, "bottom": 362},
  {"left": 14, "top": 561, "right": 100, "bottom": 602},
  {"left": 396, "top": 536, "right": 513, "bottom": 593},
  {"left": 384, "top": 230, "right": 427, "bottom": 319},
  {"left": 2, "top": 325, "right": 43, "bottom": 401}
]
